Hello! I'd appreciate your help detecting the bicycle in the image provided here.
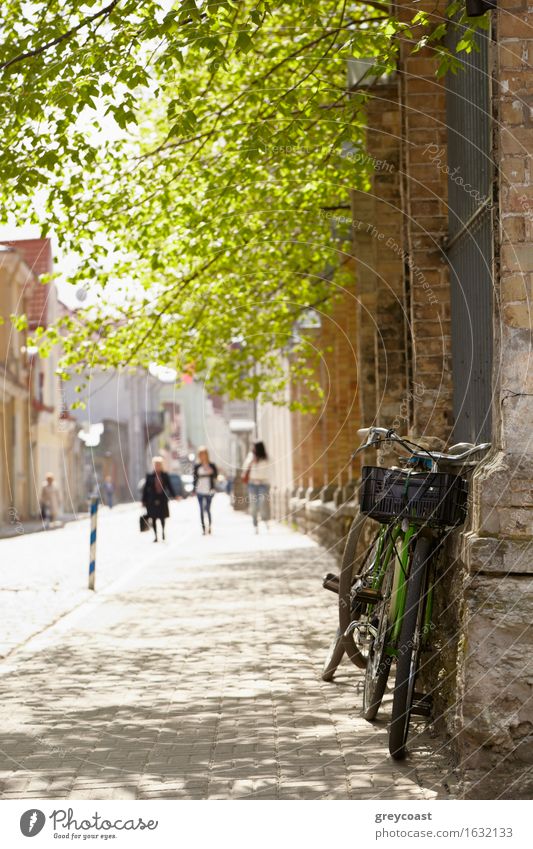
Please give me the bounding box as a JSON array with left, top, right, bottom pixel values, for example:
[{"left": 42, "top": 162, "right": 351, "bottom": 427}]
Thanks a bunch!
[
  {"left": 321, "top": 426, "right": 490, "bottom": 759},
  {"left": 321, "top": 528, "right": 379, "bottom": 680}
]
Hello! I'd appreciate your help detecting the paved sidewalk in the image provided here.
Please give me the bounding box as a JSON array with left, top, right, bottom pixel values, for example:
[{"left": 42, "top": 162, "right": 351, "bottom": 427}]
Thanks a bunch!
[
  {"left": 0, "top": 503, "right": 170, "bottom": 657},
  {"left": 0, "top": 512, "right": 87, "bottom": 539},
  {"left": 0, "top": 497, "right": 457, "bottom": 800}
]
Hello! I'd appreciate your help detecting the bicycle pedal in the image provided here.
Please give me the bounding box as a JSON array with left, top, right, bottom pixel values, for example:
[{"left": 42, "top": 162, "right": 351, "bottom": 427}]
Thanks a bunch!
[
  {"left": 354, "top": 586, "right": 382, "bottom": 604},
  {"left": 322, "top": 573, "right": 339, "bottom": 594},
  {"left": 411, "top": 692, "right": 433, "bottom": 717}
]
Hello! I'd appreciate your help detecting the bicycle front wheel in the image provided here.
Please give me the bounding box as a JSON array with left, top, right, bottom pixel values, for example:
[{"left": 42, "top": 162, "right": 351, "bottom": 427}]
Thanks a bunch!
[
  {"left": 363, "top": 562, "right": 394, "bottom": 721},
  {"left": 389, "top": 535, "right": 432, "bottom": 760}
]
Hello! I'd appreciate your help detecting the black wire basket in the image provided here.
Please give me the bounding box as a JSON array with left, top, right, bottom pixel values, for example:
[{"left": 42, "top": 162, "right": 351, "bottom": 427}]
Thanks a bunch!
[{"left": 359, "top": 466, "right": 468, "bottom": 527}]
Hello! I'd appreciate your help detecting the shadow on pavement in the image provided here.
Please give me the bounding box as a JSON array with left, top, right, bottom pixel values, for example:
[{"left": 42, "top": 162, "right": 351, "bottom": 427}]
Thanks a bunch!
[{"left": 0, "top": 541, "right": 457, "bottom": 799}]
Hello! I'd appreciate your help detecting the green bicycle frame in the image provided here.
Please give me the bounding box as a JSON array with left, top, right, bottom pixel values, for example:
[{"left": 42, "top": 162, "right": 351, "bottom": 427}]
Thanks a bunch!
[{"left": 370, "top": 522, "right": 434, "bottom": 657}]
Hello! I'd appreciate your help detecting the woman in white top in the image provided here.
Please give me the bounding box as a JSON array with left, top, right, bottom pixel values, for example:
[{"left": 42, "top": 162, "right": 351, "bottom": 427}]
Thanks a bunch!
[
  {"left": 193, "top": 446, "right": 218, "bottom": 534},
  {"left": 242, "top": 440, "right": 270, "bottom": 532}
]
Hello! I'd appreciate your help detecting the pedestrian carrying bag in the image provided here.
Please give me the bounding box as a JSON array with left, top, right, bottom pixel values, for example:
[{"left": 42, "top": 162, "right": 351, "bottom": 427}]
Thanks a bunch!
[{"left": 139, "top": 513, "right": 150, "bottom": 533}]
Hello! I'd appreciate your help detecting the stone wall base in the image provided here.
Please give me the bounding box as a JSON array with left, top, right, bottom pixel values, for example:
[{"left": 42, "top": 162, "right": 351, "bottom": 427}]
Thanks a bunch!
[
  {"left": 289, "top": 497, "right": 356, "bottom": 562},
  {"left": 455, "top": 561, "right": 533, "bottom": 799}
]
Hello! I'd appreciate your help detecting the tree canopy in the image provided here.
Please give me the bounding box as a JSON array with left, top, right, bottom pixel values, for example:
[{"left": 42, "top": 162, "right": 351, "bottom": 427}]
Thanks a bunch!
[{"left": 1, "top": 0, "right": 487, "bottom": 403}]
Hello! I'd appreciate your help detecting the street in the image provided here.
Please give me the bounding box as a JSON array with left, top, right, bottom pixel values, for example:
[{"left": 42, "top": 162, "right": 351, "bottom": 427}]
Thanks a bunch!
[{"left": 0, "top": 496, "right": 456, "bottom": 800}]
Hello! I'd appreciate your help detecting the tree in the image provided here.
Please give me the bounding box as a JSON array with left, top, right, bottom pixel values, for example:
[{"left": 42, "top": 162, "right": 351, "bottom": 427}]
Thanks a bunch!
[{"left": 1, "top": 1, "right": 487, "bottom": 402}]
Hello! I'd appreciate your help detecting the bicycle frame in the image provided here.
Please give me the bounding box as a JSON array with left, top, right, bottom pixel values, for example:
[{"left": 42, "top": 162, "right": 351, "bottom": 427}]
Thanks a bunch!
[
  {"left": 369, "top": 522, "right": 434, "bottom": 658},
  {"left": 351, "top": 426, "right": 490, "bottom": 666}
]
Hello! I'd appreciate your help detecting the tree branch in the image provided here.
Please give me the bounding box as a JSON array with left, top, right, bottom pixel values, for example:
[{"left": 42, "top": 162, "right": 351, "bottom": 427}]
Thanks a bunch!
[
  {"left": 137, "top": 13, "right": 386, "bottom": 163},
  {"left": 1, "top": 0, "right": 121, "bottom": 71},
  {"left": 118, "top": 244, "right": 246, "bottom": 366}
]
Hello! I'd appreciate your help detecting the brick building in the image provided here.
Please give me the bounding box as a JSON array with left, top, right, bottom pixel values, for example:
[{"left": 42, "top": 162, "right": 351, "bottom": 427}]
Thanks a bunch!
[{"left": 289, "top": 0, "right": 533, "bottom": 798}]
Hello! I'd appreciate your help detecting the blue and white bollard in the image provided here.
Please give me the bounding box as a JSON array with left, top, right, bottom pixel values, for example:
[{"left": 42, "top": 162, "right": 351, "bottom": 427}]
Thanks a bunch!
[{"left": 88, "top": 496, "right": 98, "bottom": 590}]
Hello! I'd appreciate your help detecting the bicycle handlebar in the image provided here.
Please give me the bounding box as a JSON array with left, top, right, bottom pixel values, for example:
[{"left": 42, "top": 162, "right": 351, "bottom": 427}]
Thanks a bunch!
[{"left": 352, "top": 426, "right": 491, "bottom": 464}]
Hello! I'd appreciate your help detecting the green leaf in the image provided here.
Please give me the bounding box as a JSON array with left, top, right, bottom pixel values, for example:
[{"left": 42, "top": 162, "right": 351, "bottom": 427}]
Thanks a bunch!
[
  {"left": 11, "top": 313, "right": 28, "bottom": 331},
  {"left": 235, "top": 31, "right": 253, "bottom": 53},
  {"left": 0, "top": 0, "right": 467, "bottom": 405}
]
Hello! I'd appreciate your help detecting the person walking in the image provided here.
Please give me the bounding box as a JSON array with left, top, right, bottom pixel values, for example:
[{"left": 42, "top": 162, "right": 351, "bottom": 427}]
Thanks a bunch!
[
  {"left": 40, "top": 472, "right": 61, "bottom": 529},
  {"left": 242, "top": 440, "right": 271, "bottom": 533},
  {"left": 103, "top": 476, "right": 114, "bottom": 508},
  {"left": 141, "top": 456, "right": 178, "bottom": 542},
  {"left": 193, "top": 446, "right": 218, "bottom": 535}
]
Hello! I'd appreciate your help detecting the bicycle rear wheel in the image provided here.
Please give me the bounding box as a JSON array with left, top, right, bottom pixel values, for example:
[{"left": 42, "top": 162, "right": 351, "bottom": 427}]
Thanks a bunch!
[
  {"left": 338, "top": 513, "right": 381, "bottom": 669},
  {"left": 321, "top": 626, "right": 345, "bottom": 681},
  {"left": 389, "top": 535, "right": 432, "bottom": 760}
]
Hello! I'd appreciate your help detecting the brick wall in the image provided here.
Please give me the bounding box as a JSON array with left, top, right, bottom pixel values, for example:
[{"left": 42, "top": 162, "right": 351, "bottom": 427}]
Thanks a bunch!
[
  {"left": 351, "top": 83, "right": 407, "bottom": 432},
  {"left": 290, "top": 260, "right": 360, "bottom": 493},
  {"left": 291, "top": 81, "right": 408, "bottom": 491},
  {"left": 349, "top": 14, "right": 453, "bottom": 444},
  {"left": 399, "top": 1, "right": 453, "bottom": 440}
]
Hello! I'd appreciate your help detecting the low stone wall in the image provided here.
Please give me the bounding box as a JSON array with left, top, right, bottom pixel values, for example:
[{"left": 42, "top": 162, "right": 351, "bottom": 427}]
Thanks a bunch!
[{"left": 289, "top": 497, "right": 356, "bottom": 563}]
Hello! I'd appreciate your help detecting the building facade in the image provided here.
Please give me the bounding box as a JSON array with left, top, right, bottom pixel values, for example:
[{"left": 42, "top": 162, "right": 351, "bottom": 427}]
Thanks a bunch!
[
  {"left": 0, "top": 238, "right": 85, "bottom": 523},
  {"left": 288, "top": 0, "right": 533, "bottom": 798},
  {"left": 0, "top": 245, "right": 32, "bottom": 526},
  {"left": 64, "top": 368, "right": 164, "bottom": 502}
]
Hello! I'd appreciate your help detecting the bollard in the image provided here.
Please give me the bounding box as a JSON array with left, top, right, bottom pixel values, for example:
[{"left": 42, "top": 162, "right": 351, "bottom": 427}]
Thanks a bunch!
[{"left": 88, "top": 496, "right": 98, "bottom": 590}]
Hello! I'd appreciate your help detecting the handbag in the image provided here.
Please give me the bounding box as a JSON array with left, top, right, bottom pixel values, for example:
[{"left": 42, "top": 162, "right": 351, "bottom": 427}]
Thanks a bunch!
[{"left": 139, "top": 513, "right": 150, "bottom": 533}]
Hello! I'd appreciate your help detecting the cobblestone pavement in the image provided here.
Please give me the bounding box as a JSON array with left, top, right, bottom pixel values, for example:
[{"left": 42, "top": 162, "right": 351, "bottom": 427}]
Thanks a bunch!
[{"left": 0, "top": 496, "right": 458, "bottom": 800}]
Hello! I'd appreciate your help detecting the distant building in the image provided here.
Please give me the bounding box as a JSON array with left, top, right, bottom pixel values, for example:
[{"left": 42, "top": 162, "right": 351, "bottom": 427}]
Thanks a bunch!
[
  {"left": 0, "top": 238, "right": 85, "bottom": 520},
  {"left": 157, "top": 380, "right": 233, "bottom": 475},
  {"left": 64, "top": 368, "right": 164, "bottom": 502},
  {"left": 159, "top": 399, "right": 188, "bottom": 474},
  {"left": 0, "top": 245, "right": 32, "bottom": 525}
]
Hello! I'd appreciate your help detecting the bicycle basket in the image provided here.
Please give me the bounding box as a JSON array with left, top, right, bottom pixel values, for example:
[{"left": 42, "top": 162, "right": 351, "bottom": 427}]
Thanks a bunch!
[{"left": 359, "top": 466, "right": 468, "bottom": 527}]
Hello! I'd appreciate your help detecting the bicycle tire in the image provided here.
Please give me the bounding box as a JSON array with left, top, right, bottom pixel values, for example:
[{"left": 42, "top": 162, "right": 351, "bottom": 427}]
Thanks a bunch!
[
  {"left": 338, "top": 513, "right": 379, "bottom": 669},
  {"left": 321, "top": 626, "right": 345, "bottom": 681},
  {"left": 363, "top": 563, "right": 394, "bottom": 721},
  {"left": 389, "top": 535, "right": 432, "bottom": 760}
]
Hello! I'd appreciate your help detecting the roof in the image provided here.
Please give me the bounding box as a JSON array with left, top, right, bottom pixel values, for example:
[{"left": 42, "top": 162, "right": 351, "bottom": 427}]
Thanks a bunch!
[
  {"left": 0, "top": 238, "right": 54, "bottom": 329},
  {"left": 2, "top": 238, "right": 53, "bottom": 277}
]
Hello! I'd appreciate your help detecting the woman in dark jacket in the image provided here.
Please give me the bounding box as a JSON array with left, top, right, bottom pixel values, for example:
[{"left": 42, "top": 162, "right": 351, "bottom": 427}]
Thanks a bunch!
[{"left": 141, "top": 456, "right": 177, "bottom": 542}]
